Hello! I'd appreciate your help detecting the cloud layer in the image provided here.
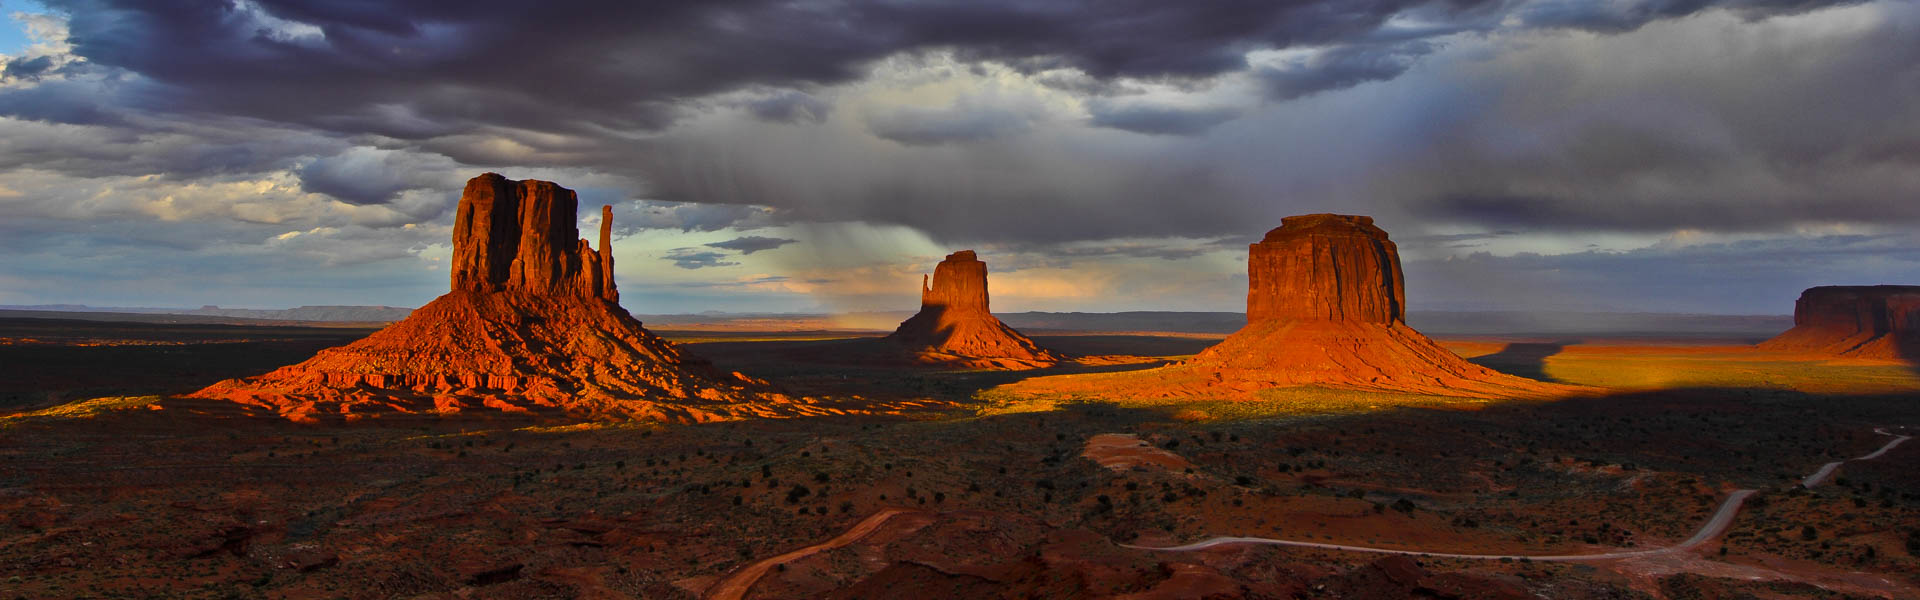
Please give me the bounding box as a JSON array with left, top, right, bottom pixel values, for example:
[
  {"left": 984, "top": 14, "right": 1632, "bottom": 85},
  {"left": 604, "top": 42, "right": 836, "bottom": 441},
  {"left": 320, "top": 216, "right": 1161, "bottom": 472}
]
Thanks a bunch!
[{"left": 0, "top": 0, "right": 1913, "bottom": 312}]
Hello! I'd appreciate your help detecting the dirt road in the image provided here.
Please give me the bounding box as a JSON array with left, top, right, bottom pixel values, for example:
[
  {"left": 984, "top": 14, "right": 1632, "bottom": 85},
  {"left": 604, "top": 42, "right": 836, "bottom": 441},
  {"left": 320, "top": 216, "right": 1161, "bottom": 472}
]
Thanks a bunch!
[
  {"left": 704, "top": 507, "right": 915, "bottom": 600},
  {"left": 1128, "top": 427, "right": 1911, "bottom": 562}
]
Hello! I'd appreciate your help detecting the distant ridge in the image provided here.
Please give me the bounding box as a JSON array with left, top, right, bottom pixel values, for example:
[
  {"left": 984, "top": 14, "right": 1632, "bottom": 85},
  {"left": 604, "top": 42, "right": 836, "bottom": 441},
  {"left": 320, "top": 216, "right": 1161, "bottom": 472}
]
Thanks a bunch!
[
  {"left": 0, "top": 304, "right": 414, "bottom": 323},
  {"left": 0, "top": 304, "right": 1789, "bottom": 338}
]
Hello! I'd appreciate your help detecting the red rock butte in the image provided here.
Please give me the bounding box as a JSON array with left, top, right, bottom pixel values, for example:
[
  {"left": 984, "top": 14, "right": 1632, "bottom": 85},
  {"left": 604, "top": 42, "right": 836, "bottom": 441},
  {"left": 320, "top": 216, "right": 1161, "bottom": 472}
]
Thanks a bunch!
[
  {"left": 885, "top": 250, "right": 1060, "bottom": 369},
  {"left": 1758, "top": 285, "right": 1920, "bottom": 360},
  {"left": 1004, "top": 214, "right": 1573, "bottom": 400},
  {"left": 190, "top": 173, "right": 798, "bottom": 423},
  {"left": 1182, "top": 214, "right": 1566, "bottom": 397}
]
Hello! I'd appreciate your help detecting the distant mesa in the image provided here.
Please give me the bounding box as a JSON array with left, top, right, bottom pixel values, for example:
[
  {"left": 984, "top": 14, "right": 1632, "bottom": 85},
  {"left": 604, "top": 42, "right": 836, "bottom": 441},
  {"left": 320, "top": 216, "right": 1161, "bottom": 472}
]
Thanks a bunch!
[
  {"left": 190, "top": 173, "right": 804, "bottom": 423},
  {"left": 1758, "top": 285, "right": 1920, "bottom": 360},
  {"left": 885, "top": 250, "right": 1061, "bottom": 369},
  {"left": 1004, "top": 214, "right": 1574, "bottom": 399}
]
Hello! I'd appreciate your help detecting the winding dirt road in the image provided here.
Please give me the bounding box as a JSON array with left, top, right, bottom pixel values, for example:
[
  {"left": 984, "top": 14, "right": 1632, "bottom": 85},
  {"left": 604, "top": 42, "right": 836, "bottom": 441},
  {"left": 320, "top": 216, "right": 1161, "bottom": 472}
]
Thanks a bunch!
[
  {"left": 703, "top": 427, "right": 1911, "bottom": 599},
  {"left": 704, "top": 507, "right": 915, "bottom": 600},
  {"left": 1126, "top": 427, "right": 1912, "bottom": 561}
]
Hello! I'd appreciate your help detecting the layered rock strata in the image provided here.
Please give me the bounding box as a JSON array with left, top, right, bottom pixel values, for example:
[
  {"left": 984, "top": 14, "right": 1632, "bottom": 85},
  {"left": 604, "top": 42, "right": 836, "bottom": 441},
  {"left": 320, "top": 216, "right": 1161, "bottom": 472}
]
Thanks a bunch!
[{"left": 1758, "top": 285, "right": 1920, "bottom": 359}]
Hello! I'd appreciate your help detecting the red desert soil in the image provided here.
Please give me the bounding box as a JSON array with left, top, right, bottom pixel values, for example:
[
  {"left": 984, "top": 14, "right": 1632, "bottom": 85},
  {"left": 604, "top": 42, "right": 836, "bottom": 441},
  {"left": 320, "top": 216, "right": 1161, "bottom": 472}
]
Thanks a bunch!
[
  {"left": 187, "top": 174, "right": 934, "bottom": 423},
  {"left": 1004, "top": 214, "right": 1582, "bottom": 401},
  {"left": 704, "top": 507, "right": 919, "bottom": 600},
  {"left": 1081, "top": 433, "right": 1195, "bottom": 472},
  {"left": 1759, "top": 285, "right": 1920, "bottom": 359},
  {"left": 1124, "top": 428, "right": 1918, "bottom": 599},
  {"left": 884, "top": 250, "right": 1062, "bottom": 369}
]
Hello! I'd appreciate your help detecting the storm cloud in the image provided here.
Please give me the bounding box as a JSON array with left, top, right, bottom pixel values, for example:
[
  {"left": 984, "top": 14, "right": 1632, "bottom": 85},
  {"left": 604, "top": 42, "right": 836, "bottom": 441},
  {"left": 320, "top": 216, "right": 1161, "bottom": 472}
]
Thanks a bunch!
[{"left": 0, "top": 0, "right": 1913, "bottom": 312}]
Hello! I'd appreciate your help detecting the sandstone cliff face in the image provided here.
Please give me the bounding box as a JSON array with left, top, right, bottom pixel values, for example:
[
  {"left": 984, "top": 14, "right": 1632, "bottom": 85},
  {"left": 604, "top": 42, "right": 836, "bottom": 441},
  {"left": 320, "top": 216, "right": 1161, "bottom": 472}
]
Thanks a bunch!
[
  {"left": 886, "top": 250, "right": 1059, "bottom": 369},
  {"left": 1008, "top": 214, "right": 1574, "bottom": 400},
  {"left": 1758, "top": 285, "right": 1920, "bottom": 359},
  {"left": 1247, "top": 214, "right": 1404, "bottom": 324},
  {"left": 1184, "top": 214, "right": 1564, "bottom": 398},
  {"left": 191, "top": 174, "right": 798, "bottom": 423},
  {"left": 451, "top": 173, "right": 615, "bottom": 300}
]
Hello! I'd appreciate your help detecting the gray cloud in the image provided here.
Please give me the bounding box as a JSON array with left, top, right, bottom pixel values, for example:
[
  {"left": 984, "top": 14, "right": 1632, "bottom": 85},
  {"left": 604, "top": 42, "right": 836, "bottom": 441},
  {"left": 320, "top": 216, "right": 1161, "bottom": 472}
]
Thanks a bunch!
[
  {"left": 706, "top": 235, "right": 797, "bottom": 255},
  {"left": 863, "top": 100, "right": 1042, "bottom": 146},
  {"left": 1, "top": 55, "right": 55, "bottom": 81},
  {"left": 1086, "top": 101, "right": 1240, "bottom": 136},
  {"left": 1255, "top": 41, "right": 1435, "bottom": 100},
  {"left": 662, "top": 247, "right": 740, "bottom": 270},
  {"left": 745, "top": 90, "right": 832, "bottom": 125},
  {"left": 0, "top": 0, "right": 1913, "bottom": 315},
  {"left": 296, "top": 147, "right": 459, "bottom": 206}
]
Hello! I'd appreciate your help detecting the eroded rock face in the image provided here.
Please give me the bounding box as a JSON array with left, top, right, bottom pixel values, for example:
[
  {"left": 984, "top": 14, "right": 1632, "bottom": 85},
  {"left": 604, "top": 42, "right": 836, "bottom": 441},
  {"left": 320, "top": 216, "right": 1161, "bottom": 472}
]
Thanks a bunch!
[
  {"left": 1759, "top": 285, "right": 1920, "bottom": 359},
  {"left": 451, "top": 173, "right": 615, "bottom": 300},
  {"left": 189, "top": 174, "right": 797, "bottom": 422},
  {"left": 1007, "top": 214, "right": 1574, "bottom": 399},
  {"left": 1181, "top": 214, "right": 1564, "bottom": 397},
  {"left": 1247, "top": 214, "right": 1404, "bottom": 324},
  {"left": 886, "top": 250, "right": 1059, "bottom": 368}
]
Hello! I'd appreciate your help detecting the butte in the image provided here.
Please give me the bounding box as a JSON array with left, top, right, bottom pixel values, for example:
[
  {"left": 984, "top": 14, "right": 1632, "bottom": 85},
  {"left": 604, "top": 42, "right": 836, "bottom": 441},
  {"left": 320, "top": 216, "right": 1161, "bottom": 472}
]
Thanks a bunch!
[
  {"left": 1758, "top": 285, "right": 1920, "bottom": 360},
  {"left": 190, "top": 173, "right": 798, "bottom": 423},
  {"left": 883, "top": 250, "right": 1061, "bottom": 369},
  {"left": 1005, "top": 214, "right": 1573, "bottom": 400}
]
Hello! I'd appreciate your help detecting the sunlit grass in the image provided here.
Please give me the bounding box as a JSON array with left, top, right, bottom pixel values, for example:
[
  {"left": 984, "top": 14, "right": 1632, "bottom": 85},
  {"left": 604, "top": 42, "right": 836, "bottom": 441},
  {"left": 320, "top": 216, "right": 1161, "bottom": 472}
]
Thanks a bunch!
[
  {"left": 1534, "top": 350, "right": 1920, "bottom": 393},
  {"left": 0, "top": 395, "right": 161, "bottom": 427},
  {"left": 981, "top": 343, "right": 1920, "bottom": 422}
]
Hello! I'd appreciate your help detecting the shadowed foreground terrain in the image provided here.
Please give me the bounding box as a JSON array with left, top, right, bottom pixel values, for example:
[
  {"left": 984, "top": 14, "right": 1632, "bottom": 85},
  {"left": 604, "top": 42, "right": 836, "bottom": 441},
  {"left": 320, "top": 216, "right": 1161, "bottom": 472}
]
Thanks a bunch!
[{"left": 2, "top": 318, "right": 1919, "bottom": 599}]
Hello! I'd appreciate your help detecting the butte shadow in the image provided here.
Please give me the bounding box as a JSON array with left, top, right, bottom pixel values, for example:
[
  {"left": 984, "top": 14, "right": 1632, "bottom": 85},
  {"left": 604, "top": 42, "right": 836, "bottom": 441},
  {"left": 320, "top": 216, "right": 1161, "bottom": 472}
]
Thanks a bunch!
[
  {"left": 996, "top": 214, "right": 1588, "bottom": 402},
  {"left": 186, "top": 174, "right": 881, "bottom": 424}
]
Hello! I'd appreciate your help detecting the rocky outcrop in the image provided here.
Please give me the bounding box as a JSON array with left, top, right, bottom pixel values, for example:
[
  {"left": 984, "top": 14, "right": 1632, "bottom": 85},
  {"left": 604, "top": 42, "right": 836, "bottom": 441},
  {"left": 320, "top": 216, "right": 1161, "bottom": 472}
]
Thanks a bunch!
[
  {"left": 1247, "top": 214, "right": 1403, "bottom": 324},
  {"left": 190, "top": 173, "right": 798, "bottom": 422},
  {"left": 1000, "top": 214, "right": 1573, "bottom": 400},
  {"left": 886, "top": 250, "right": 1059, "bottom": 369},
  {"left": 451, "top": 173, "right": 615, "bottom": 300},
  {"left": 1758, "top": 285, "right": 1920, "bottom": 360},
  {"left": 1179, "top": 214, "right": 1565, "bottom": 397}
]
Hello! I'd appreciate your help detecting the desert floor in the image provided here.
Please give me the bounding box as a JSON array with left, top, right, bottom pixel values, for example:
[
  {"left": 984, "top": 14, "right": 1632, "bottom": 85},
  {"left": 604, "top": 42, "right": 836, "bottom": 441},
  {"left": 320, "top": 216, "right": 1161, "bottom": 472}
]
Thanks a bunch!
[{"left": 2, "top": 318, "right": 1918, "bottom": 599}]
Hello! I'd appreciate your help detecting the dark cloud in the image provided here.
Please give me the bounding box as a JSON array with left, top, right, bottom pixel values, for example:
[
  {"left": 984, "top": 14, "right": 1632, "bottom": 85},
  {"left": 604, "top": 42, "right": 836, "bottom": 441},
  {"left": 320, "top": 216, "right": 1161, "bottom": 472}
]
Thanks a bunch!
[
  {"left": 1086, "top": 101, "right": 1240, "bottom": 135},
  {"left": 23, "top": 0, "right": 1418, "bottom": 142},
  {"left": 0, "top": 0, "right": 1912, "bottom": 315},
  {"left": 1255, "top": 41, "right": 1434, "bottom": 100},
  {"left": 705, "top": 235, "right": 797, "bottom": 255},
  {"left": 624, "top": 200, "right": 778, "bottom": 234},
  {"left": 863, "top": 100, "right": 1041, "bottom": 146},
  {"left": 296, "top": 148, "right": 457, "bottom": 205},
  {"left": 1, "top": 55, "right": 55, "bottom": 80},
  {"left": 1514, "top": 0, "right": 1864, "bottom": 33},
  {"left": 745, "top": 90, "right": 831, "bottom": 125},
  {"left": 40, "top": 0, "right": 1845, "bottom": 143},
  {"left": 662, "top": 247, "right": 739, "bottom": 269}
]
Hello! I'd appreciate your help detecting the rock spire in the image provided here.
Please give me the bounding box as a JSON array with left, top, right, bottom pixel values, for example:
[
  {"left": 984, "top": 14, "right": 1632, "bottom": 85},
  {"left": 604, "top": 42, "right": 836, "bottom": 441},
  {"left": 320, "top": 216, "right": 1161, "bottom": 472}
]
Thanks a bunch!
[{"left": 886, "top": 250, "right": 1059, "bottom": 368}]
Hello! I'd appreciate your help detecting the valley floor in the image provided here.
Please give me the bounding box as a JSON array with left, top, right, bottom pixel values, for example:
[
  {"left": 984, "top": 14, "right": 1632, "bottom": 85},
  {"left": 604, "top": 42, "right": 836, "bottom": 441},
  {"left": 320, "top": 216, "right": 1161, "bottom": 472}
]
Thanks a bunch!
[{"left": 2, "top": 322, "right": 1918, "bottom": 599}]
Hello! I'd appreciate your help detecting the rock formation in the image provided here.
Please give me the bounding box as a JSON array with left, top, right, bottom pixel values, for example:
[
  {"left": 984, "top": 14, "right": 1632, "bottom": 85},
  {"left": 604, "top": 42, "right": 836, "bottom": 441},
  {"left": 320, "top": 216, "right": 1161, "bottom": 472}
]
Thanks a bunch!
[
  {"left": 1179, "top": 214, "right": 1563, "bottom": 397},
  {"left": 190, "top": 173, "right": 790, "bottom": 422},
  {"left": 1000, "top": 214, "right": 1571, "bottom": 400},
  {"left": 885, "top": 250, "right": 1060, "bottom": 369},
  {"left": 1758, "top": 285, "right": 1920, "bottom": 360}
]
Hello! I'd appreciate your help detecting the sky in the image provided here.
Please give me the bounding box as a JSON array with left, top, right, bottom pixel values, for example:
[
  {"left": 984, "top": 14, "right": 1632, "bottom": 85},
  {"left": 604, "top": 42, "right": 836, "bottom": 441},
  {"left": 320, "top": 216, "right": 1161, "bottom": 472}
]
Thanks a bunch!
[{"left": 0, "top": 0, "right": 1915, "bottom": 315}]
